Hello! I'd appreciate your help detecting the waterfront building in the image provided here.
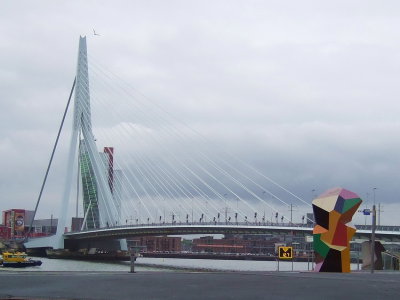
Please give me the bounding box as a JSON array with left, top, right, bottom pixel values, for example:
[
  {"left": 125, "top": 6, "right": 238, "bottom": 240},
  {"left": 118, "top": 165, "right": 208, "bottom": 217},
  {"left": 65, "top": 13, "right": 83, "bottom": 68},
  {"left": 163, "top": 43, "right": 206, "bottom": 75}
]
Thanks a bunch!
[
  {"left": 192, "top": 236, "right": 248, "bottom": 254},
  {"left": 0, "top": 209, "right": 58, "bottom": 240},
  {"left": 0, "top": 225, "right": 10, "bottom": 240},
  {"left": 192, "top": 234, "right": 311, "bottom": 256},
  {"left": 1, "top": 209, "right": 34, "bottom": 239},
  {"left": 71, "top": 217, "right": 84, "bottom": 232},
  {"left": 128, "top": 236, "right": 182, "bottom": 252},
  {"left": 32, "top": 218, "right": 58, "bottom": 236}
]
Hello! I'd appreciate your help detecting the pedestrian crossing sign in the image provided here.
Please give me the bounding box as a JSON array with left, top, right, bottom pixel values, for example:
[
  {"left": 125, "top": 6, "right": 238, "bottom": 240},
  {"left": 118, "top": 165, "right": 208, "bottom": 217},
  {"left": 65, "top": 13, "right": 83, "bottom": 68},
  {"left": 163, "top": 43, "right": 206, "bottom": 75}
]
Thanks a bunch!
[{"left": 278, "top": 246, "right": 293, "bottom": 259}]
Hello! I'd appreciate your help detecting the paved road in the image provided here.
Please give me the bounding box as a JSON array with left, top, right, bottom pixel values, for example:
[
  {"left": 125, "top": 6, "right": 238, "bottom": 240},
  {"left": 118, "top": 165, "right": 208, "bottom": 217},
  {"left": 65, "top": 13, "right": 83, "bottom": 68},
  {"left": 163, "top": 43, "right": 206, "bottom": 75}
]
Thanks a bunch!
[{"left": 0, "top": 271, "right": 399, "bottom": 300}]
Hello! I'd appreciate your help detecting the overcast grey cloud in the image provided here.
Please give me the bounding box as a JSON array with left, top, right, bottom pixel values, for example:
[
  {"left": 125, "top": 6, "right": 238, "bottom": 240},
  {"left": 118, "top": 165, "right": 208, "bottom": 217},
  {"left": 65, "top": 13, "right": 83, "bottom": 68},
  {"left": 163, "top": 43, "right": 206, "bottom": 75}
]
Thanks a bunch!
[{"left": 1, "top": 1, "right": 400, "bottom": 225}]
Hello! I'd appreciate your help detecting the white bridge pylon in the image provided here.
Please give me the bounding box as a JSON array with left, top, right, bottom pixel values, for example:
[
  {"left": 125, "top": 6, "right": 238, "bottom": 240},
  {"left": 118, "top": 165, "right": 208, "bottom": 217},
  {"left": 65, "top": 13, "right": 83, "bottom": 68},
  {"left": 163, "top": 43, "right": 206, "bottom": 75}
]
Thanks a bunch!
[{"left": 52, "top": 36, "right": 119, "bottom": 249}]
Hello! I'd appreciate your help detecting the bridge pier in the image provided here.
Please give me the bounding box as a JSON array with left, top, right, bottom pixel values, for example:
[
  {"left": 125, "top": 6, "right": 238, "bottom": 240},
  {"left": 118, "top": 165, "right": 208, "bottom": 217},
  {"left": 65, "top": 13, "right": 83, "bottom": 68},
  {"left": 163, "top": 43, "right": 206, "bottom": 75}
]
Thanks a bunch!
[{"left": 64, "top": 238, "right": 126, "bottom": 252}]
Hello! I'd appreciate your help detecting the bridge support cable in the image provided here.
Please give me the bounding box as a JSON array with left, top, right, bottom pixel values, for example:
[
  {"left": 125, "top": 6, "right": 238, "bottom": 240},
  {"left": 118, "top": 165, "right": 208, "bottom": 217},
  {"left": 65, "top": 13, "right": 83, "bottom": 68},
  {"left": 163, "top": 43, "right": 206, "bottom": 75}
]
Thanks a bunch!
[
  {"left": 85, "top": 66, "right": 253, "bottom": 220},
  {"left": 142, "top": 117, "right": 303, "bottom": 221},
  {"left": 25, "top": 77, "right": 76, "bottom": 241},
  {"left": 78, "top": 67, "right": 220, "bottom": 224},
  {"left": 87, "top": 57, "right": 309, "bottom": 210},
  {"left": 75, "top": 73, "right": 158, "bottom": 222},
  {"left": 192, "top": 150, "right": 296, "bottom": 222},
  {"left": 86, "top": 62, "right": 291, "bottom": 217},
  {"left": 111, "top": 137, "right": 188, "bottom": 220},
  {"left": 172, "top": 141, "right": 310, "bottom": 222},
  {"left": 85, "top": 66, "right": 252, "bottom": 221},
  {"left": 73, "top": 71, "right": 150, "bottom": 223},
  {"left": 129, "top": 162, "right": 198, "bottom": 222},
  {"left": 78, "top": 96, "right": 154, "bottom": 226},
  {"left": 89, "top": 105, "right": 214, "bottom": 220},
  {"left": 89, "top": 98, "right": 220, "bottom": 221},
  {"left": 80, "top": 85, "right": 207, "bottom": 223},
  {"left": 84, "top": 51, "right": 307, "bottom": 224},
  {"left": 171, "top": 129, "right": 300, "bottom": 210},
  {"left": 87, "top": 97, "right": 241, "bottom": 221},
  {"left": 212, "top": 156, "right": 315, "bottom": 223},
  {"left": 227, "top": 154, "right": 311, "bottom": 207},
  {"left": 177, "top": 153, "right": 266, "bottom": 220},
  {"left": 196, "top": 154, "right": 292, "bottom": 222}
]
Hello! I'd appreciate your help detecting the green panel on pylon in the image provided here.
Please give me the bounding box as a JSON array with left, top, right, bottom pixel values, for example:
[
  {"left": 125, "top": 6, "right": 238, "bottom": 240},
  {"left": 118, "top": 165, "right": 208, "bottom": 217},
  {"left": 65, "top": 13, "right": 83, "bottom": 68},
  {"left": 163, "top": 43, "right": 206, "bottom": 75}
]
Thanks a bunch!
[
  {"left": 342, "top": 198, "right": 361, "bottom": 213},
  {"left": 80, "top": 140, "right": 100, "bottom": 229},
  {"left": 313, "top": 234, "right": 330, "bottom": 258}
]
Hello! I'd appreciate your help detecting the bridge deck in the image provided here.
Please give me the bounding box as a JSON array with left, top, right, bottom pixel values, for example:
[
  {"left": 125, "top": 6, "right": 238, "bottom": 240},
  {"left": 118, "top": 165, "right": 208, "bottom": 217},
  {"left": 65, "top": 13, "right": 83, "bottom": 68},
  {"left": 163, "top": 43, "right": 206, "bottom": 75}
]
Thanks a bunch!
[{"left": 63, "top": 223, "right": 400, "bottom": 241}]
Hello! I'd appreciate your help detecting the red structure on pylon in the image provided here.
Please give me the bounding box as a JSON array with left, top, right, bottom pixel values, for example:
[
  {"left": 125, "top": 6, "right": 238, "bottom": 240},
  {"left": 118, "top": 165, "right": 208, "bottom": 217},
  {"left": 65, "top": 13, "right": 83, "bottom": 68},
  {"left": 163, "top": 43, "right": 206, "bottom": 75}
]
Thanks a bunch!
[{"left": 104, "top": 147, "right": 114, "bottom": 194}]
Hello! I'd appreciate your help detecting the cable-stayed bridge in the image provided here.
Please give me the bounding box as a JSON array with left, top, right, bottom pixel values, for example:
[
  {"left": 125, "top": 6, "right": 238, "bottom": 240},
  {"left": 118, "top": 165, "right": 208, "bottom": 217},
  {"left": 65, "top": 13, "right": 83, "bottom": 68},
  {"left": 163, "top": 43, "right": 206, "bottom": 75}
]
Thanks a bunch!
[{"left": 25, "top": 36, "right": 400, "bottom": 251}]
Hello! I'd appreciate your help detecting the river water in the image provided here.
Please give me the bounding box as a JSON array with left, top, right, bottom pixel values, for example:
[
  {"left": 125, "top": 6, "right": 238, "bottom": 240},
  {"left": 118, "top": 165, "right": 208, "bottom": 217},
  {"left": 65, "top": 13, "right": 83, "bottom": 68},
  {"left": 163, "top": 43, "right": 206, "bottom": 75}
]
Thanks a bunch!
[{"left": 0, "top": 256, "right": 360, "bottom": 272}]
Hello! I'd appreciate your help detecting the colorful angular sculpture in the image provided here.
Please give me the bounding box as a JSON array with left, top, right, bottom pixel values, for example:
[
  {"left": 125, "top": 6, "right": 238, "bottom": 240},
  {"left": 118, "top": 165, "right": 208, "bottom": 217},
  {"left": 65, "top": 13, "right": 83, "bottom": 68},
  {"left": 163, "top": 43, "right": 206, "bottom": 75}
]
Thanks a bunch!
[{"left": 312, "top": 187, "right": 362, "bottom": 272}]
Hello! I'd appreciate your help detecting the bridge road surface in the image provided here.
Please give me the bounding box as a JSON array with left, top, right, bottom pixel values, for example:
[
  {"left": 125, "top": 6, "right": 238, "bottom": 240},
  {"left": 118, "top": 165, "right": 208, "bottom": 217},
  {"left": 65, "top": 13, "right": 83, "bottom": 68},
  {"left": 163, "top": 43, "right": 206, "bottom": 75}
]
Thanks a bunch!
[{"left": 0, "top": 271, "right": 399, "bottom": 300}]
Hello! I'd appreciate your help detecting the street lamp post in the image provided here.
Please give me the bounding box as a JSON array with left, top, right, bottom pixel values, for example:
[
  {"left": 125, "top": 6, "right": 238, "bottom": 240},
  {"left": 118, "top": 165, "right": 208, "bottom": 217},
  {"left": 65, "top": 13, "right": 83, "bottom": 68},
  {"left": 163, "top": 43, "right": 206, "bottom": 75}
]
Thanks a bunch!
[{"left": 370, "top": 187, "right": 377, "bottom": 274}]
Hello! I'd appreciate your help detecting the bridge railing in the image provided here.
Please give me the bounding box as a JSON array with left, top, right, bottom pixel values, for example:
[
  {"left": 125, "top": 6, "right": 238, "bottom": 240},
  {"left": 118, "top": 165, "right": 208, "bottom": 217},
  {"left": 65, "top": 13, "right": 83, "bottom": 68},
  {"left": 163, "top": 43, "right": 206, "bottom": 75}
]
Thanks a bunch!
[
  {"left": 70, "top": 221, "right": 314, "bottom": 233},
  {"left": 67, "top": 221, "right": 400, "bottom": 235},
  {"left": 355, "top": 225, "right": 400, "bottom": 232}
]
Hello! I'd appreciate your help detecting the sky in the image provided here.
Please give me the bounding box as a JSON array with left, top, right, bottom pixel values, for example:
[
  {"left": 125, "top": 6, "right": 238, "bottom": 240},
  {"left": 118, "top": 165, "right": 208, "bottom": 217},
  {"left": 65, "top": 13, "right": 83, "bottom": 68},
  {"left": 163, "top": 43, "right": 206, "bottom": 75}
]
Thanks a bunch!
[{"left": 1, "top": 1, "right": 400, "bottom": 225}]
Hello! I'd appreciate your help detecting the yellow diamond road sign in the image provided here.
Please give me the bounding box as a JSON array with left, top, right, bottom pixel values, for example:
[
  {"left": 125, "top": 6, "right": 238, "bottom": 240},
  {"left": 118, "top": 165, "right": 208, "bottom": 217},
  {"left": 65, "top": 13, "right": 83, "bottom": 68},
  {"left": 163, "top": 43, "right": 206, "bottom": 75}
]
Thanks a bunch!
[{"left": 278, "top": 246, "right": 293, "bottom": 259}]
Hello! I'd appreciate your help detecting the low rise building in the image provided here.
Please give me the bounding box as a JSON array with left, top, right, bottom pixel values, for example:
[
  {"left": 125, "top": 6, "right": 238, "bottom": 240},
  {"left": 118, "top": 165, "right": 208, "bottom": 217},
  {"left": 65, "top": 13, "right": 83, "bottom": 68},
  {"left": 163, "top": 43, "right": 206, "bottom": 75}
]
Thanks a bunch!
[
  {"left": 192, "top": 234, "right": 309, "bottom": 255},
  {"left": 128, "top": 236, "right": 181, "bottom": 252},
  {"left": 2, "top": 209, "right": 34, "bottom": 239},
  {"left": 0, "top": 225, "right": 11, "bottom": 240},
  {"left": 1, "top": 209, "right": 59, "bottom": 240},
  {"left": 192, "top": 236, "right": 248, "bottom": 253},
  {"left": 31, "top": 218, "right": 58, "bottom": 236}
]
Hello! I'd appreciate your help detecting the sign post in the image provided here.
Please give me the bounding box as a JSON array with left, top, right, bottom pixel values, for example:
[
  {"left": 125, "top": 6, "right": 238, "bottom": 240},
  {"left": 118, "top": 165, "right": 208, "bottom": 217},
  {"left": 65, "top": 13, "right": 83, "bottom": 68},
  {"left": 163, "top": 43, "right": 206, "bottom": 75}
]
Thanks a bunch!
[
  {"left": 370, "top": 205, "right": 376, "bottom": 274},
  {"left": 278, "top": 246, "right": 293, "bottom": 271}
]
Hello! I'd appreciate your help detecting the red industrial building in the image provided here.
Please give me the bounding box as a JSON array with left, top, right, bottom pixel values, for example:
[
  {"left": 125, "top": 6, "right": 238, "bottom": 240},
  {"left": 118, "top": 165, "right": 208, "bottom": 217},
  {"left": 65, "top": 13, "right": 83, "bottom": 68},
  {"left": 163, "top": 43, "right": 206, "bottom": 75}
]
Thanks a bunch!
[
  {"left": 0, "top": 226, "right": 10, "bottom": 240},
  {"left": 192, "top": 235, "right": 282, "bottom": 254},
  {"left": 0, "top": 209, "right": 34, "bottom": 240},
  {"left": 103, "top": 147, "right": 114, "bottom": 193},
  {"left": 0, "top": 209, "right": 57, "bottom": 240}
]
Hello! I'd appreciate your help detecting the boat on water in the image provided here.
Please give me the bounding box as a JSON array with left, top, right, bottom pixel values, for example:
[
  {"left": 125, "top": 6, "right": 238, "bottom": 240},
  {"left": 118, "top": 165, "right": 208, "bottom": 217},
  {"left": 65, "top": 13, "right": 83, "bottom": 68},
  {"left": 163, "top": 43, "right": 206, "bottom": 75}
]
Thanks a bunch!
[{"left": 1, "top": 252, "right": 42, "bottom": 268}]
